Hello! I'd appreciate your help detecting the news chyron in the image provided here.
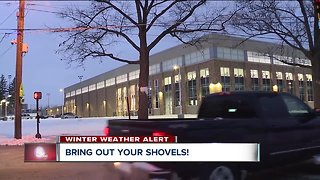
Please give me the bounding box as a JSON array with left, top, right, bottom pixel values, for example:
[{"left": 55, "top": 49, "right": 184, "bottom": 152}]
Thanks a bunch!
[{"left": 25, "top": 136, "right": 260, "bottom": 162}]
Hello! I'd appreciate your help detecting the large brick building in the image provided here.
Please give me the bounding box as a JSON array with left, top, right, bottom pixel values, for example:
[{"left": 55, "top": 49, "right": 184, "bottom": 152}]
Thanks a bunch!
[{"left": 61, "top": 34, "right": 314, "bottom": 117}]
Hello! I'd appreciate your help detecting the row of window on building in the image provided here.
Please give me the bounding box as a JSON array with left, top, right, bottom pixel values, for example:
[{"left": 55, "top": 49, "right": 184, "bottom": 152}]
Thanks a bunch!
[
  {"left": 66, "top": 47, "right": 312, "bottom": 98},
  {"left": 110, "top": 67, "right": 313, "bottom": 116}
]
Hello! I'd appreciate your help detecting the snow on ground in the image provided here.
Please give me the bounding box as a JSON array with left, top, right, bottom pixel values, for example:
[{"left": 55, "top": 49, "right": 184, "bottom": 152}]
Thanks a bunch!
[
  {"left": 0, "top": 135, "right": 55, "bottom": 146},
  {"left": 0, "top": 114, "right": 197, "bottom": 145},
  {"left": 0, "top": 117, "right": 108, "bottom": 145}
]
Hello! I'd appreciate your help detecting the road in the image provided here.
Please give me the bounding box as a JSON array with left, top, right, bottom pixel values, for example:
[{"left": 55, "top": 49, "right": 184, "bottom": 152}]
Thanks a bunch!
[
  {"left": 246, "top": 160, "right": 320, "bottom": 180},
  {"left": 1, "top": 145, "right": 320, "bottom": 180},
  {"left": 0, "top": 146, "right": 149, "bottom": 180},
  {"left": 1, "top": 118, "right": 320, "bottom": 180}
]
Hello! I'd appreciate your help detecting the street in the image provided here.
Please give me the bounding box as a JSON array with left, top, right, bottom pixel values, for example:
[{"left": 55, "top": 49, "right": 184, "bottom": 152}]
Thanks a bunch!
[
  {"left": 1, "top": 118, "right": 320, "bottom": 180},
  {"left": 1, "top": 145, "right": 320, "bottom": 180},
  {"left": 0, "top": 146, "right": 149, "bottom": 180},
  {"left": 246, "top": 161, "right": 320, "bottom": 180}
]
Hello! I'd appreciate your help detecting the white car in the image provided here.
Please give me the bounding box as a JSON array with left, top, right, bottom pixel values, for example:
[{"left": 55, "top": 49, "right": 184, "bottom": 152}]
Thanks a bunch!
[{"left": 61, "top": 112, "right": 78, "bottom": 119}]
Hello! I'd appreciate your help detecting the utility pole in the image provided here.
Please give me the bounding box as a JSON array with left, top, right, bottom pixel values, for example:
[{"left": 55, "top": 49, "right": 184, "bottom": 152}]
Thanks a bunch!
[{"left": 14, "top": 0, "right": 25, "bottom": 139}]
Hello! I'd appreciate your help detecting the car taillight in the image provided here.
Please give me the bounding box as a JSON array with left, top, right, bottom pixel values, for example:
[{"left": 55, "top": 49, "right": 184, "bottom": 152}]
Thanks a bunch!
[
  {"left": 104, "top": 127, "right": 110, "bottom": 136},
  {"left": 152, "top": 131, "right": 172, "bottom": 136}
]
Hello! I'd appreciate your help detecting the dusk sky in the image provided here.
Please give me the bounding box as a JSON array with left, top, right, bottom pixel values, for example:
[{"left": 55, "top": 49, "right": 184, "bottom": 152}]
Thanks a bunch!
[{"left": 0, "top": 1, "right": 180, "bottom": 109}]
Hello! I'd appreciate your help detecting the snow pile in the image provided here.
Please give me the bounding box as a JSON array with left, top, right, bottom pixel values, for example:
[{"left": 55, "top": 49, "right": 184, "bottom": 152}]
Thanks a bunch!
[
  {"left": 0, "top": 118, "right": 108, "bottom": 145},
  {"left": 0, "top": 135, "right": 56, "bottom": 146}
]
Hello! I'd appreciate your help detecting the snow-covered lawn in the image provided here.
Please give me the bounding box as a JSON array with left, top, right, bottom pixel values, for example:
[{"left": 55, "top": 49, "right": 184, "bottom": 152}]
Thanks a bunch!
[{"left": 0, "top": 117, "right": 108, "bottom": 145}]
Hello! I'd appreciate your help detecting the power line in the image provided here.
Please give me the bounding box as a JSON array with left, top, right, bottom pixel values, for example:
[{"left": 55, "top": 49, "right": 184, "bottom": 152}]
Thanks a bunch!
[
  {"left": 25, "top": 8, "right": 63, "bottom": 15},
  {"left": 0, "top": 46, "right": 13, "bottom": 58},
  {"left": 0, "top": 8, "right": 18, "bottom": 26}
]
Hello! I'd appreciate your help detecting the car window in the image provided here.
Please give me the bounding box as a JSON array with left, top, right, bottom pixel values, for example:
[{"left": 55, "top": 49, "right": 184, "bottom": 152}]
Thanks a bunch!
[
  {"left": 281, "top": 94, "right": 311, "bottom": 118},
  {"left": 198, "top": 95, "right": 257, "bottom": 119},
  {"left": 258, "top": 94, "right": 290, "bottom": 119}
]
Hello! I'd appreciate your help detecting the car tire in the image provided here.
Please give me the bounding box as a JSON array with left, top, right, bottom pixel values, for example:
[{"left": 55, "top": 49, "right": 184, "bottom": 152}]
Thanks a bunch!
[{"left": 199, "top": 164, "right": 241, "bottom": 180}]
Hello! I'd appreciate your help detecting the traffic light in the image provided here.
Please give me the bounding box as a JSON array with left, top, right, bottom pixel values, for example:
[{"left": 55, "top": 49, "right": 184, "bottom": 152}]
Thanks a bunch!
[{"left": 34, "top": 92, "right": 42, "bottom": 100}]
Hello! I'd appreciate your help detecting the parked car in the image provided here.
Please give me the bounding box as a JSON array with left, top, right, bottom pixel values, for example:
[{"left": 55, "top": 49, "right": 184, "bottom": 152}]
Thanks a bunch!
[
  {"left": 0, "top": 116, "right": 7, "bottom": 121},
  {"left": 61, "top": 112, "right": 78, "bottom": 119},
  {"left": 21, "top": 113, "right": 32, "bottom": 119},
  {"left": 106, "top": 91, "right": 320, "bottom": 180}
]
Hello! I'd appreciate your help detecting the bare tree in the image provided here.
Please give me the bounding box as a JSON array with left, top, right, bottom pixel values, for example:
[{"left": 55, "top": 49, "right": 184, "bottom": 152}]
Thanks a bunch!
[
  {"left": 232, "top": 0, "right": 320, "bottom": 109},
  {"left": 58, "top": 0, "right": 236, "bottom": 119}
]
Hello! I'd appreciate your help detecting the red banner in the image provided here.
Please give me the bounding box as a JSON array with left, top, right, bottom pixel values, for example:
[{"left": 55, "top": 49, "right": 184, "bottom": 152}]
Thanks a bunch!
[{"left": 59, "top": 136, "right": 176, "bottom": 143}]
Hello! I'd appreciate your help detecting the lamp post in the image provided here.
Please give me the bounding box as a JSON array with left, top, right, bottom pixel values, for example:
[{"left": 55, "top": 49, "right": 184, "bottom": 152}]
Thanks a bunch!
[
  {"left": 59, "top": 89, "right": 64, "bottom": 116},
  {"left": 173, "top": 65, "right": 182, "bottom": 116},
  {"left": 46, "top": 93, "right": 50, "bottom": 108}
]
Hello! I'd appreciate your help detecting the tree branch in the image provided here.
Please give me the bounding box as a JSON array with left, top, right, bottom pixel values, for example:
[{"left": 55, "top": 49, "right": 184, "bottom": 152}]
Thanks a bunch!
[
  {"left": 148, "top": 0, "right": 206, "bottom": 50},
  {"left": 105, "top": 1, "right": 138, "bottom": 26},
  {"left": 146, "top": 1, "right": 178, "bottom": 32},
  {"left": 98, "top": 27, "right": 139, "bottom": 51},
  {"left": 297, "top": 0, "right": 314, "bottom": 50}
]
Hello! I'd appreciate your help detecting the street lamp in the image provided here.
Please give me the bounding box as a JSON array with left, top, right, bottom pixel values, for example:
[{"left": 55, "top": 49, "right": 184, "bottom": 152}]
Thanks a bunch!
[
  {"left": 60, "top": 89, "right": 64, "bottom": 116},
  {"left": 46, "top": 93, "right": 50, "bottom": 108},
  {"left": 173, "top": 65, "right": 182, "bottom": 116}
]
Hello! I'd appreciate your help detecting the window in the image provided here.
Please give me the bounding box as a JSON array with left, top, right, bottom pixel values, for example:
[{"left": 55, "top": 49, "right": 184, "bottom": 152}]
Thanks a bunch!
[
  {"left": 247, "top": 51, "right": 271, "bottom": 64},
  {"left": 200, "top": 68, "right": 209, "bottom": 98},
  {"left": 76, "top": 89, "right": 81, "bottom": 95},
  {"left": 97, "top": 81, "right": 105, "bottom": 89},
  {"left": 306, "top": 74, "right": 313, "bottom": 101},
  {"left": 187, "top": 71, "right": 197, "bottom": 105},
  {"left": 89, "top": 84, "right": 96, "bottom": 92},
  {"left": 129, "top": 70, "right": 139, "bottom": 80},
  {"left": 198, "top": 95, "right": 256, "bottom": 119},
  {"left": 185, "top": 48, "right": 210, "bottom": 65},
  {"left": 250, "top": 70, "right": 259, "bottom": 91},
  {"left": 276, "top": 72, "right": 284, "bottom": 92},
  {"left": 174, "top": 75, "right": 181, "bottom": 107},
  {"left": 273, "top": 55, "right": 293, "bottom": 66},
  {"left": 66, "top": 92, "right": 71, "bottom": 98},
  {"left": 116, "top": 74, "right": 127, "bottom": 84},
  {"left": 295, "top": 57, "right": 312, "bottom": 66},
  {"left": 262, "top": 70, "right": 271, "bottom": 91},
  {"left": 281, "top": 94, "right": 311, "bottom": 118},
  {"left": 117, "top": 88, "right": 122, "bottom": 116},
  {"left": 162, "top": 57, "right": 183, "bottom": 72},
  {"left": 71, "top": 91, "right": 76, "bottom": 97},
  {"left": 286, "top": 72, "right": 294, "bottom": 94},
  {"left": 217, "top": 47, "right": 244, "bottom": 61},
  {"left": 234, "top": 68, "right": 244, "bottom": 91},
  {"left": 164, "top": 76, "right": 173, "bottom": 114},
  {"left": 130, "top": 85, "right": 136, "bottom": 112},
  {"left": 106, "top": 78, "right": 115, "bottom": 87},
  {"left": 220, "top": 67, "right": 230, "bottom": 92},
  {"left": 82, "top": 87, "right": 88, "bottom": 93},
  {"left": 154, "top": 80, "right": 160, "bottom": 108},
  {"left": 123, "top": 87, "right": 127, "bottom": 115},
  {"left": 149, "top": 64, "right": 161, "bottom": 75},
  {"left": 298, "top": 74, "right": 305, "bottom": 101}
]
